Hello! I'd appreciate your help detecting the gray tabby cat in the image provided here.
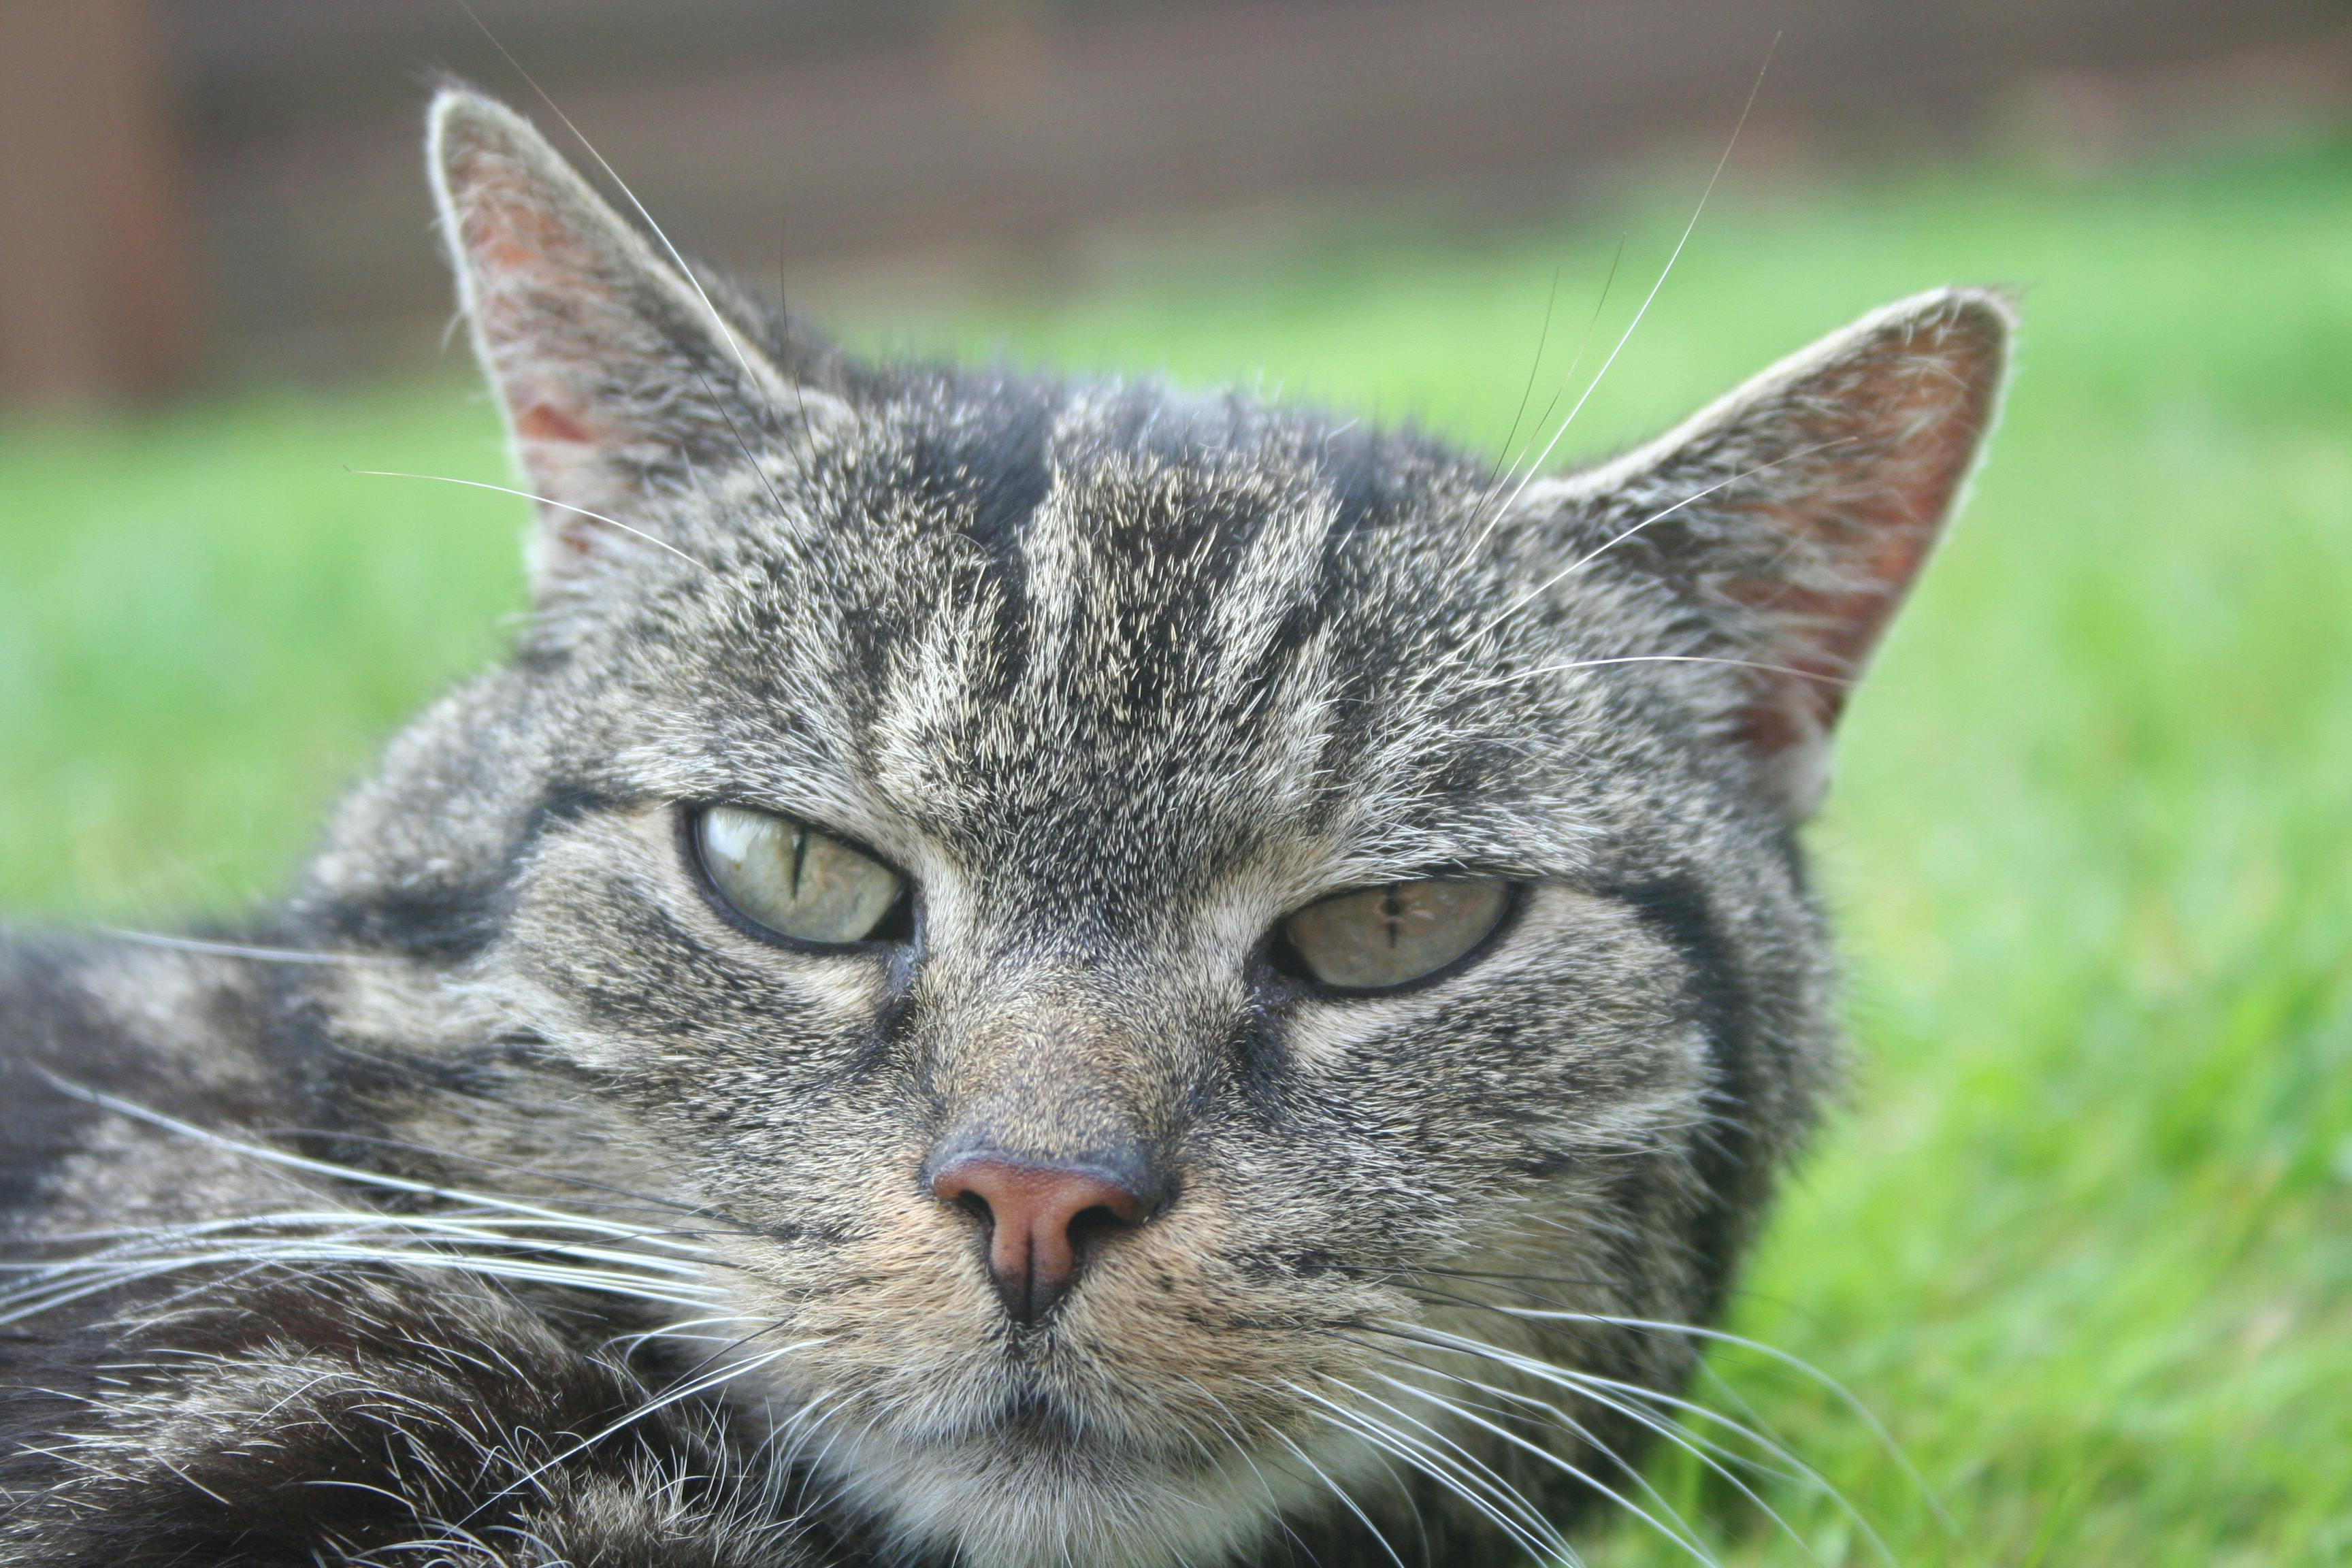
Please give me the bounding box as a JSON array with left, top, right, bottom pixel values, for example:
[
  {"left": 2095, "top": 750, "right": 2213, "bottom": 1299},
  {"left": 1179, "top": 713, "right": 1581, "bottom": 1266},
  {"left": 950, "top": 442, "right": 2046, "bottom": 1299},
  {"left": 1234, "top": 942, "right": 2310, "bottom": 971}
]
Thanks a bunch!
[{"left": 0, "top": 90, "right": 2008, "bottom": 1567}]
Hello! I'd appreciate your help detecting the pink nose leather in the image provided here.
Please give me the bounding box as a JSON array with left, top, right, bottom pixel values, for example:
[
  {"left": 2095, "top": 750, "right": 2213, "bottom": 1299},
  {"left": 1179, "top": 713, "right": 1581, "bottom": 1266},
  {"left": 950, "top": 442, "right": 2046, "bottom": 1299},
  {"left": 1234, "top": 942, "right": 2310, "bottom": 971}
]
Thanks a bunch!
[{"left": 930, "top": 1155, "right": 1151, "bottom": 1323}]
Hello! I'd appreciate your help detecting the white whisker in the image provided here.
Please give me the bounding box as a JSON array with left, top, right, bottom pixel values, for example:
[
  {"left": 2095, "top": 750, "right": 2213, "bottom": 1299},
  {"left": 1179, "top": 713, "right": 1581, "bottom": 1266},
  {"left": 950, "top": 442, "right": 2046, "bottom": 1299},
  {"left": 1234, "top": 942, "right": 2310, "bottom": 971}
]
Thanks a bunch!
[
  {"left": 461, "top": 1338, "right": 824, "bottom": 1524},
  {"left": 1450, "top": 653, "right": 1852, "bottom": 700},
  {"left": 1490, "top": 35, "right": 1779, "bottom": 525},
  {"left": 346, "top": 468, "right": 708, "bottom": 572},
  {"left": 1166, "top": 1373, "right": 1330, "bottom": 1563},
  {"left": 5, "top": 1210, "right": 711, "bottom": 1281},
  {"left": 1371, "top": 1368, "right": 1718, "bottom": 1565},
  {"left": 33, "top": 1075, "right": 712, "bottom": 1252},
  {"left": 1377, "top": 1319, "right": 1894, "bottom": 1564},
  {"left": 0, "top": 1247, "right": 719, "bottom": 1328},
  {"left": 1384, "top": 1350, "right": 1810, "bottom": 1563},
  {"left": 1302, "top": 1403, "right": 1565, "bottom": 1565},
  {"left": 1441, "top": 438, "right": 1848, "bottom": 672},
  {"left": 1324, "top": 1378, "right": 1590, "bottom": 1565},
  {"left": 1460, "top": 235, "right": 1625, "bottom": 569},
  {"left": 95, "top": 928, "right": 398, "bottom": 966},
  {"left": 603, "top": 1314, "right": 770, "bottom": 1355},
  {"left": 1434, "top": 1303, "right": 1906, "bottom": 1446},
  {"left": 1284, "top": 1377, "right": 1575, "bottom": 1565},
  {"left": 451, "top": 0, "right": 763, "bottom": 389},
  {"left": 1480, "top": 265, "right": 1563, "bottom": 504},
  {"left": 1261, "top": 1425, "right": 1413, "bottom": 1568}
]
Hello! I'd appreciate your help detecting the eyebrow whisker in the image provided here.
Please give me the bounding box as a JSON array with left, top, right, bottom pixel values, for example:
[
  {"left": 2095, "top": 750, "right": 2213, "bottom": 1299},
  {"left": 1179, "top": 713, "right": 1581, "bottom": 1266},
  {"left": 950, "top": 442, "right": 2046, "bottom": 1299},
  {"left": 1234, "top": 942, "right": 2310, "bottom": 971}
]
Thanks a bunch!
[{"left": 346, "top": 468, "right": 709, "bottom": 572}]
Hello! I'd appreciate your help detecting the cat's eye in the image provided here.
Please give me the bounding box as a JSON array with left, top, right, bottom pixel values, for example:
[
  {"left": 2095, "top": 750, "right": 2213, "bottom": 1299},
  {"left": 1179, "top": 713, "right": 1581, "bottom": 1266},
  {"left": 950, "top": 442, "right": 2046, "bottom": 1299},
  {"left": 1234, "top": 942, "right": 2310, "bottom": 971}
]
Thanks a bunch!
[
  {"left": 693, "top": 805, "right": 905, "bottom": 947},
  {"left": 1278, "top": 878, "right": 1513, "bottom": 991}
]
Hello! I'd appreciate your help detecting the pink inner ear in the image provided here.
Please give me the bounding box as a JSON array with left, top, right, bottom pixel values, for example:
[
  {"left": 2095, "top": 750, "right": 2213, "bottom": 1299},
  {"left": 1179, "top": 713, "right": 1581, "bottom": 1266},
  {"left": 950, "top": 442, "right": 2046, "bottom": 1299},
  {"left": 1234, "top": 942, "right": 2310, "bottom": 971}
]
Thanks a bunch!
[
  {"left": 1723, "top": 316, "right": 2003, "bottom": 753},
  {"left": 1729, "top": 485, "right": 1945, "bottom": 754},
  {"left": 445, "top": 146, "right": 628, "bottom": 469},
  {"left": 516, "top": 402, "right": 594, "bottom": 447},
  {"left": 509, "top": 399, "right": 612, "bottom": 559}
]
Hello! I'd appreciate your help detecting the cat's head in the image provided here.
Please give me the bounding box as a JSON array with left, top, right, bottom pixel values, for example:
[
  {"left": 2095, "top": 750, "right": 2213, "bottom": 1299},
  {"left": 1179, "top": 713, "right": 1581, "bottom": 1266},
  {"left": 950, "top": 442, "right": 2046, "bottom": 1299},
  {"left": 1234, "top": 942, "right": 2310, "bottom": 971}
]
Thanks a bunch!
[{"left": 304, "top": 90, "right": 2007, "bottom": 1568}]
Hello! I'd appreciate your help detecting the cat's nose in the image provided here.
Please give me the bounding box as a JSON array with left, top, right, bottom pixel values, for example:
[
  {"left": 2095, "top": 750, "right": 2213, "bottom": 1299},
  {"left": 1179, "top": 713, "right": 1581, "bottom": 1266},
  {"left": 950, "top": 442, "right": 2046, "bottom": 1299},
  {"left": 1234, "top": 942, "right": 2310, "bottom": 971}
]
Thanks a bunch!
[{"left": 928, "top": 1154, "right": 1158, "bottom": 1324}]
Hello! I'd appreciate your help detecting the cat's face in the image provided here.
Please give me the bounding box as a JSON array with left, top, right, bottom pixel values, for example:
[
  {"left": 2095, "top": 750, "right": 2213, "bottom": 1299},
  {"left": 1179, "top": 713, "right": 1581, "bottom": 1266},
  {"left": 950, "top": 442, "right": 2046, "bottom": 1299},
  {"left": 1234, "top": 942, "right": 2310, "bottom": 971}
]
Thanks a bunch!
[{"left": 304, "top": 92, "right": 2006, "bottom": 1568}]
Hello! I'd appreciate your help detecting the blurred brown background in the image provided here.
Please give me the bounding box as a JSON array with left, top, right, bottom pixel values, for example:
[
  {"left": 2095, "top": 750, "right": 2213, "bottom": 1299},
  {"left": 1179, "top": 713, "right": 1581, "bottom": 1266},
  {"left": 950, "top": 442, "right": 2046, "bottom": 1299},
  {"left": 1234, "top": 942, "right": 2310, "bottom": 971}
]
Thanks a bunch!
[{"left": 5, "top": 0, "right": 2349, "bottom": 408}]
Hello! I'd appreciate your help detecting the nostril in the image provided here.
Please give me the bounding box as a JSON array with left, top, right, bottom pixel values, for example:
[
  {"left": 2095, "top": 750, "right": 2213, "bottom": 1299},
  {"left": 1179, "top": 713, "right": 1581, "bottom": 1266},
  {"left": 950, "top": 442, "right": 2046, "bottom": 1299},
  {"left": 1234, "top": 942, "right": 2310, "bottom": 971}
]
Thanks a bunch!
[
  {"left": 951, "top": 1190, "right": 994, "bottom": 1229},
  {"left": 1066, "top": 1203, "right": 1127, "bottom": 1256}
]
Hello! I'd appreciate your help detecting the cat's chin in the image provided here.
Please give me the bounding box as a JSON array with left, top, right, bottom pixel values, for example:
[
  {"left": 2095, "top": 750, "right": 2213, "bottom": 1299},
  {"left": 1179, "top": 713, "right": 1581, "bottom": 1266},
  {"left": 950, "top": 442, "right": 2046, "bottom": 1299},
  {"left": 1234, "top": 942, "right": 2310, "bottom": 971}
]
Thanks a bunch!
[{"left": 810, "top": 1405, "right": 1360, "bottom": 1568}]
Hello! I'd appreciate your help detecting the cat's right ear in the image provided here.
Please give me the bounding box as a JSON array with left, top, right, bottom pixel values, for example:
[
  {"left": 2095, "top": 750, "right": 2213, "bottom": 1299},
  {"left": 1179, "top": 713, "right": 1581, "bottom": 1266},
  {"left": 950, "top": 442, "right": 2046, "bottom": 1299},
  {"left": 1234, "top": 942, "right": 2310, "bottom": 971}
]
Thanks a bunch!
[{"left": 427, "top": 88, "right": 830, "bottom": 587}]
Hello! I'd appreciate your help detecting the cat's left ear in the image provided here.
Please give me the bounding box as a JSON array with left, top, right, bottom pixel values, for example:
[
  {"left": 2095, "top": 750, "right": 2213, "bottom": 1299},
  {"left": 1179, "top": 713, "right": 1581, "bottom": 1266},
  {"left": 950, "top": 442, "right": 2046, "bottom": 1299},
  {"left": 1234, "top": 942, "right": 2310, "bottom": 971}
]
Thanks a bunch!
[
  {"left": 1519, "top": 287, "right": 2012, "bottom": 819},
  {"left": 427, "top": 88, "right": 832, "bottom": 586}
]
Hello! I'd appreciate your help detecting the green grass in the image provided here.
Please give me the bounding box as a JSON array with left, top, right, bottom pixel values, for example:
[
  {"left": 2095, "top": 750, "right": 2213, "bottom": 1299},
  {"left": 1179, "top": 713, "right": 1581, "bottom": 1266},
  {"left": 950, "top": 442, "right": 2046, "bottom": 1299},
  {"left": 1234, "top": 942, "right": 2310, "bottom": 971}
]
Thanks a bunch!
[{"left": 6, "top": 137, "right": 2351, "bottom": 1564}]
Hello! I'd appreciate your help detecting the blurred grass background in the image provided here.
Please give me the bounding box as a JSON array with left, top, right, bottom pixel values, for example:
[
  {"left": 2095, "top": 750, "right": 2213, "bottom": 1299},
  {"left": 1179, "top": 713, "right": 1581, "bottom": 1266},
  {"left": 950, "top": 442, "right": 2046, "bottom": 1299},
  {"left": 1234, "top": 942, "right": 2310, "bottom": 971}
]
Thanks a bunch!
[{"left": 4, "top": 137, "right": 2350, "bottom": 1564}]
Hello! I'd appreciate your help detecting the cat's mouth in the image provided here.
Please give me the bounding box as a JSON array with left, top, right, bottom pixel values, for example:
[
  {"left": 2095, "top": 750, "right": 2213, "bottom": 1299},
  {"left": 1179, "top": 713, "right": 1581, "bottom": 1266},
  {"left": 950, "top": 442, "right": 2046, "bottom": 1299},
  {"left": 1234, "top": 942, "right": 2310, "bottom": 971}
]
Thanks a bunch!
[
  {"left": 887, "top": 1358, "right": 1227, "bottom": 1464},
  {"left": 977, "top": 1385, "right": 1179, "bottom": 1460}
]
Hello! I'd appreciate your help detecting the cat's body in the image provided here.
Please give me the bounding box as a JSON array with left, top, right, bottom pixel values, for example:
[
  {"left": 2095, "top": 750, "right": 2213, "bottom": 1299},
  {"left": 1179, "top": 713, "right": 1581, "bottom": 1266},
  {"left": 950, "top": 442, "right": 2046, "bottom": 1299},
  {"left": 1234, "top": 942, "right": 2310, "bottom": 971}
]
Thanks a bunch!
[{"left": 0, "top": 92, "right": 2008, "bottom": 1567}]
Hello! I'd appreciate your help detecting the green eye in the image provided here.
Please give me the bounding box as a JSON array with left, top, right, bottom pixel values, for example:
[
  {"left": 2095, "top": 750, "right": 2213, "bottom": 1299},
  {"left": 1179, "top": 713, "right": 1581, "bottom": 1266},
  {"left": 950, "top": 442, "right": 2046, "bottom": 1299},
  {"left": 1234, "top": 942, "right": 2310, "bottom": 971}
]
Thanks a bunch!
[
  {"left": 695, "top": 805, "right": 904, "bottom": 946},
  {"left": 1280, "top": 878, "right": 1512, "bottom": 990}
]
